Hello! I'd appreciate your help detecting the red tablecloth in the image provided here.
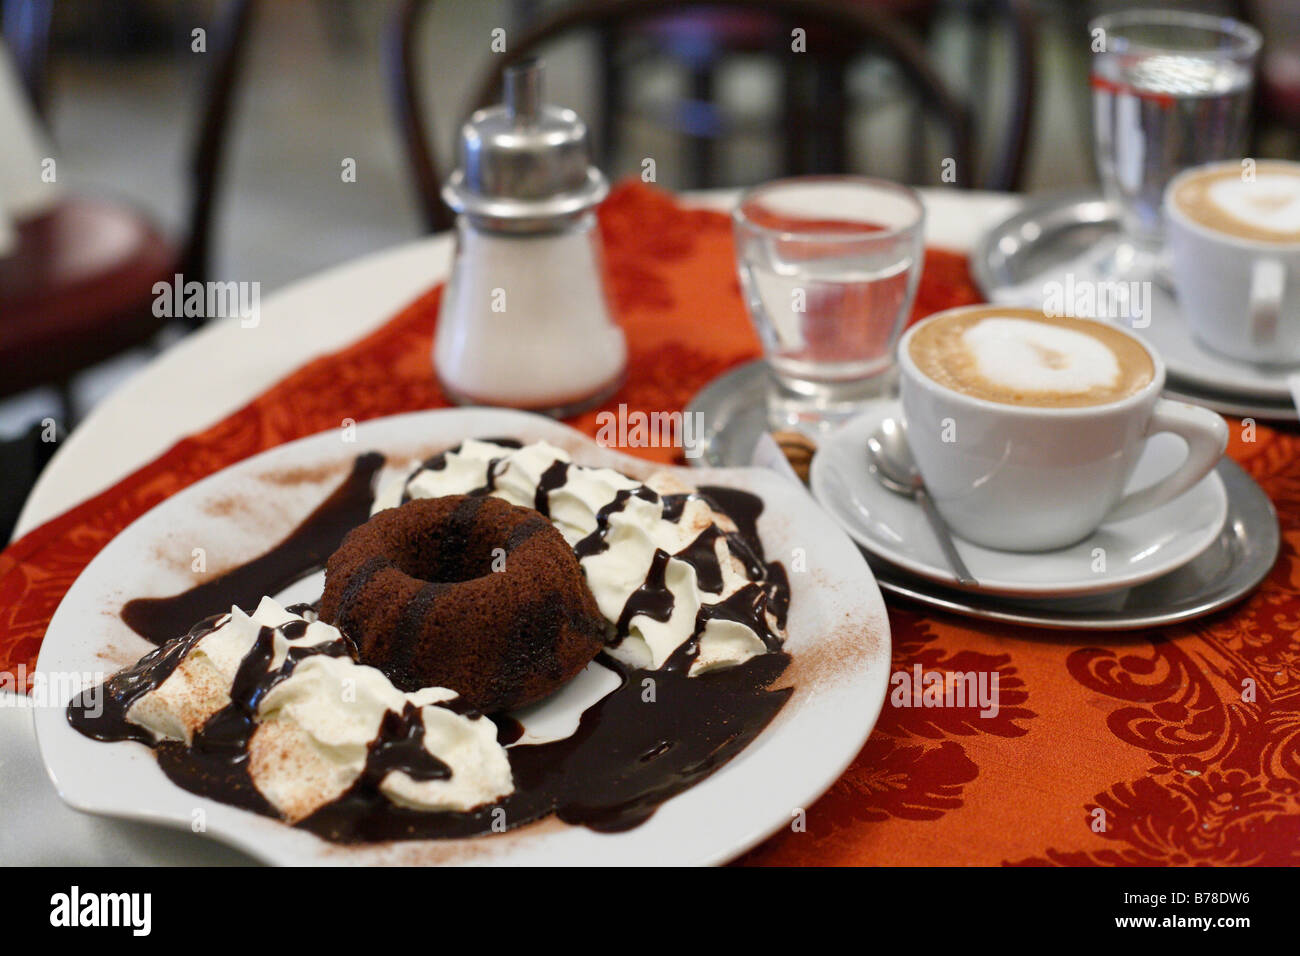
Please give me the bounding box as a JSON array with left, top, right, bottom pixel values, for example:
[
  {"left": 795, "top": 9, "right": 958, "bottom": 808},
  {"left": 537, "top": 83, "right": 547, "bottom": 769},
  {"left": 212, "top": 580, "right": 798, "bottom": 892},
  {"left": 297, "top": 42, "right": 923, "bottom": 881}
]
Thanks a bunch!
[{"left": 3, "top": 183, "right": 1298, "bottom": 865}]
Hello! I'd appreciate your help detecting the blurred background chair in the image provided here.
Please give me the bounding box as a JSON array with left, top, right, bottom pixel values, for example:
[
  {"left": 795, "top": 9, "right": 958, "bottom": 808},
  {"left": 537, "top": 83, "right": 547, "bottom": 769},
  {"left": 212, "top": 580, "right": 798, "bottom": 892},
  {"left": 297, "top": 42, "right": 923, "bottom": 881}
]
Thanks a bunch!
[
  {"left": 0, "top": 0, "right": 253, "bottom": 544},
  {"left": 1, "top": 0, "right": 52, "bottom": 115},
  {"left": 0, "top": 418, "right": 60, "bottom": 543},
  {"left": 585, "top": 0, "right": 1037, "bottom": 191},
  {"left": 0, "top": 0, "right": 254, "bottom": 428},
  {"left": 390, "top": 0, "right": 1038, "bottom": 233},
  {"left": 4, "top": 0, "right": 1299, "bottom": 547},
  {"left": 1233, "top": 0, "right": 1300, "bottom": 157}
]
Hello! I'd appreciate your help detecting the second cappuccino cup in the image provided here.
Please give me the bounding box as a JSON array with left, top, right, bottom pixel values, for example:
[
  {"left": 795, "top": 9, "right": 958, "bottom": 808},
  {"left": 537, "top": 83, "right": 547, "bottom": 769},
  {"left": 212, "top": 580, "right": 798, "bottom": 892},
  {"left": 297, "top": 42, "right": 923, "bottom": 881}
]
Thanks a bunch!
[
  {"left": 1165, "top": 159, "right": 1300, "bottom": 364},
  {"left": 899, "top": 306, "right": 1228, "bottom": 552}
]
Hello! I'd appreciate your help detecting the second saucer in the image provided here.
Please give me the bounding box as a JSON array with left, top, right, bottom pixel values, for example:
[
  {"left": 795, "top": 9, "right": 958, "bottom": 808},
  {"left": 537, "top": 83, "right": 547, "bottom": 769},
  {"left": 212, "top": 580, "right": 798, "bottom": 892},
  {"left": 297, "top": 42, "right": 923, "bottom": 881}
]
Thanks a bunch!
[{"left": 810, "top": 400, "right": 1228, "bottom": 599}]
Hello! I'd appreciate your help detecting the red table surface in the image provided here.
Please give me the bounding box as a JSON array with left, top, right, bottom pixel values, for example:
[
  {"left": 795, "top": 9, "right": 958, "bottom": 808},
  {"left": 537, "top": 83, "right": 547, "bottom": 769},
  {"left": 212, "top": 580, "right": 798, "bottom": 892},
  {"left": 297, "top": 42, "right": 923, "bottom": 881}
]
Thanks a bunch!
[{"left": 3, "top": 183, "right": 1298, "bottom": 866}]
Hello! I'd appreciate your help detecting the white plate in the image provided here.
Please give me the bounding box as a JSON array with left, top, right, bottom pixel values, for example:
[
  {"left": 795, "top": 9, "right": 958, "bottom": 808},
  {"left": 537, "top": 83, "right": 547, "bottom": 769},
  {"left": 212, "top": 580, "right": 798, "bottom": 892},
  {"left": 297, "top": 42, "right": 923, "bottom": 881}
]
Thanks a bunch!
[
  {"left": 1134, "top": 284, "right": 1297, "bottom": 403},
  {"left": 810, "top": 401, "right": 1228, "bottom": 598},
  {"left": 34, "top": 409, "right": 890, "bottom": 866}
]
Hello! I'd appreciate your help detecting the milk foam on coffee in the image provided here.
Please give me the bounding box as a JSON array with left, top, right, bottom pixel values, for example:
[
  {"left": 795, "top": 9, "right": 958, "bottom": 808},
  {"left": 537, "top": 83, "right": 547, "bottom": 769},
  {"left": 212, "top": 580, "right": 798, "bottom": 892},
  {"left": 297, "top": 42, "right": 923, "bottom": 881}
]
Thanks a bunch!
[
  {"left": 1209, "top": 175, "right": 1300, "bottom": 235},
  {"left": 962, "top": 318, "right": 1119, "bottom": 396},
  {"left": 908, "top": 308, "right": 1154, "bottom": 408},
  {"left": 1174, "top": 161, "right": 1300, "bottom": 244}
]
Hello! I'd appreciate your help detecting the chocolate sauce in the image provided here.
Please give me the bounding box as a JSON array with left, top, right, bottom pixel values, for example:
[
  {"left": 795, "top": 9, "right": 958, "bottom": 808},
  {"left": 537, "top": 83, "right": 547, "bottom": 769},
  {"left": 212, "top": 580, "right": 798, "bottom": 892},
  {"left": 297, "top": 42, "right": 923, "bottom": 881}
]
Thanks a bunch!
[
  {"left": 660, "top": 493, "right": 690, "bottom": 523},
  {"left": 70, "top": 449, "right": 794, "bottom": 844},
  {"left": 614, "top": 548, "right": 676, "bottom": 638},
  {"left": 698, "top": 584, "right": 785, "bottom": 652},
  {"left": 468, "top": 456, "right": 509, "bottom": 497},
  {"left": 121, "top": 453, "right": 384, "bottom": 645},
  {"left": 763, "top": 562, "right": 791, "bottom": 631},
  {"left": 572, "top": 486, "right": 658, "bottom": 559},
  {"left": 703, "top": 485, "right": 768, "bottom": 567},
  {"left": 463, "top": 438, "right": 529, "bottom": 498},
  {"left": 675, "top": 525, "right": 725, "bottom": 594},
  {"left": 697, "top": 485, "right": 790, "bottom": 633},
  {"left": 70, "top": 603, "right": 353, "bottom": 817},
  {"left": 296, "top": 651, "right": 791, "bottom": 842},
  {"left": 610, "top": 486, "right": 787, "bottom": 657},
  {"left": 416, "top": 436, "right": 523, "bottom": 474},
  {"left": 533, "top": 460, "right": 570, "bottom": 516},
  {"left": 490, "top": 714, "right": 526, "bottom": 746},
  {"left": 368, "top": 705, "right": 452, "bottom": 782},
  {"left": 201, "top": 625, "right": 277, "bottom": 755},
  {"left": 67, "top": 613, "right": 225, "bottom": 745},
  {"left": 401, "top": 438, "right": 524, "bottom": 504},
  {"left": 660, "top": 488, "right": 765, "bottom": 580}
]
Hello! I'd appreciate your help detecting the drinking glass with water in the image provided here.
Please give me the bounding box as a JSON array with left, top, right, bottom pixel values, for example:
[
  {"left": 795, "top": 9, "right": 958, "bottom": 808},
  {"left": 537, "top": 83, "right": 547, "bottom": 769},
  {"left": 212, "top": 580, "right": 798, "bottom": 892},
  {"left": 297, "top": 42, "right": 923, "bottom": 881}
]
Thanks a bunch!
[
  {"left": 732, "top": 177, "right": 925, "bottom": 434},
  {"left": 1090, "top": 9, "right": 1261, "bottom": 279}
]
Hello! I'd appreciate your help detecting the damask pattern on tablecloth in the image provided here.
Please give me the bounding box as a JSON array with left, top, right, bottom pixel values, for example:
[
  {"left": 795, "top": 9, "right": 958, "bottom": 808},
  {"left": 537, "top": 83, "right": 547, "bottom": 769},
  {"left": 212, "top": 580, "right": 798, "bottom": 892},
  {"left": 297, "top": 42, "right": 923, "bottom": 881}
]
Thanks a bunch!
[
  {"left": 736, "top": 608, "right": 1035, "bottom": 865},
  {"left": 1008, "top": 426, "right": 1300, "bottom": 867},
  {"left": 7, "top": 182, "right": 1288, "bottom": 866}
]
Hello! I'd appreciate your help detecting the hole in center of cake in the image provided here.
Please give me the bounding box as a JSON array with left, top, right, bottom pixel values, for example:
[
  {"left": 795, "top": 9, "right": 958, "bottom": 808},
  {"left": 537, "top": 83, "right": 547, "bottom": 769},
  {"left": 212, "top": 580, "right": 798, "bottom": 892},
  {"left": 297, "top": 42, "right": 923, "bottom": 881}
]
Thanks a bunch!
[{"left": 391, "top": 527, "right": 505, "bottom": 585}]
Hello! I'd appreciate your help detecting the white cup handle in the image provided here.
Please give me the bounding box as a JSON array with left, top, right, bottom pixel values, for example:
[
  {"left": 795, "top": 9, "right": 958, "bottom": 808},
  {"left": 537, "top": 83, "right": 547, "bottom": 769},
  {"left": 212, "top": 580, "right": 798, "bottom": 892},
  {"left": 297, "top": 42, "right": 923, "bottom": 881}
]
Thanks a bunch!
[
  {"left": 1104, "top": 400, "right": 1228, "bottom": 524},
  {"left": 1250, "top": 258, "right": 1287, "bottom": 347}
]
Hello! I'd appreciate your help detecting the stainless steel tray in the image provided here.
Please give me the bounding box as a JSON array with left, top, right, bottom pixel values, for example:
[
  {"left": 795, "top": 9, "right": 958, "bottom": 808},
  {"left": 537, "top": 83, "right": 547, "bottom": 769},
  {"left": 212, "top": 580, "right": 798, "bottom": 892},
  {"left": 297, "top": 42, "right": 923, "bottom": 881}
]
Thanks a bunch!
[
  {"left": 685, "top": 359, "right": 1280, "bottom": 630},
  {"left": 1162, "top": 384, "right": 1299, "bottom": 422}
]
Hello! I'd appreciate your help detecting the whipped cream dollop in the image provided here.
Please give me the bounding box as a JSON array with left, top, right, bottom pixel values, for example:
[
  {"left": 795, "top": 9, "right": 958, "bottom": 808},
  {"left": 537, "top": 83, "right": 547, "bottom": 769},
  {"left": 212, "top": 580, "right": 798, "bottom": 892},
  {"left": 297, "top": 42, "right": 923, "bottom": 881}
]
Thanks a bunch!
[
  {"left": 374, "top": 439, "right": 785, "bottom": 674},
  {"left": 126, "top": 597, "right": 512, "bottom": 822},
  {"left": 961, "top": 317, "right": 1120, "bottom": 395}
]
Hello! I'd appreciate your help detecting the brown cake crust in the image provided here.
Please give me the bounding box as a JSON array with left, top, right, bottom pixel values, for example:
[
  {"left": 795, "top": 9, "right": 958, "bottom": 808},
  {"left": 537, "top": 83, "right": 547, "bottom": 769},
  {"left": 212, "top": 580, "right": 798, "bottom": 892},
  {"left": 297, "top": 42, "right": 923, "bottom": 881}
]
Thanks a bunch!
[{"left": 319, "top": 495, "right": 608, "bottom": 713}]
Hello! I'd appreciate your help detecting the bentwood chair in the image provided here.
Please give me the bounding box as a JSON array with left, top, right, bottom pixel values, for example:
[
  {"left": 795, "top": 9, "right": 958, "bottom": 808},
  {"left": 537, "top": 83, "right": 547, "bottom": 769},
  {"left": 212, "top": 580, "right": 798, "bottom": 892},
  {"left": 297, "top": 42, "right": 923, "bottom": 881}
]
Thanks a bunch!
[
  {"left": 0, "top": 0, "right": 256, "bottom": 420},
  {"left": 585, "top": 0, "right": 1037, "bottom": 191},
  {"left": 389, "top": 0, "right": 1036, "bottom": 234}
]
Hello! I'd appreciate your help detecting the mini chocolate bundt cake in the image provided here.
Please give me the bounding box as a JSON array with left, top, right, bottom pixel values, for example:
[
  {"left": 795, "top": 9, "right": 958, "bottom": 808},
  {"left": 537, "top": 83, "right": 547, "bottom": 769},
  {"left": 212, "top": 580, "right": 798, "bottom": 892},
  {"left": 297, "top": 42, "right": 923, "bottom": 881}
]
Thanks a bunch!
[{"left": 319, "top": 495, "right": 608, "bottom": 713}]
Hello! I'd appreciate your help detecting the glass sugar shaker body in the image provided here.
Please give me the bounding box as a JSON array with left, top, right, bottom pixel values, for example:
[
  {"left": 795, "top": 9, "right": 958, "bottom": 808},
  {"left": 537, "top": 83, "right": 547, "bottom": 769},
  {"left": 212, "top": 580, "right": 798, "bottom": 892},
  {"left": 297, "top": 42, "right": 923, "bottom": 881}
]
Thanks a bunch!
[{"left": 435, "top": 59, "right": 626, "bottom": 415}]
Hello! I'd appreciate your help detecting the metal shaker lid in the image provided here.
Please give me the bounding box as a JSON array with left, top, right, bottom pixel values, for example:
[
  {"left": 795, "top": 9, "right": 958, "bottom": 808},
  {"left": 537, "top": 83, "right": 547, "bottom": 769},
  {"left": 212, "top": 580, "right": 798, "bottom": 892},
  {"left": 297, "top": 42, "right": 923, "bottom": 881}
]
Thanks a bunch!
[{"left": 443, "top": 58, "right": 608, "bottom": 228}]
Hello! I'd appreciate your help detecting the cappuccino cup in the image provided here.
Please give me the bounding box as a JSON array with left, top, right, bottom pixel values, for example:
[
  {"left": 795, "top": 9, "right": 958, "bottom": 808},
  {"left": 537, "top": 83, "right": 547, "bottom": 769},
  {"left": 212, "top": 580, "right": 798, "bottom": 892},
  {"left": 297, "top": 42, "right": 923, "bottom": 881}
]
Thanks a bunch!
[
  {"left": 899, "top": 306, "right": 1228, "bottom": 552},
  {"left": 1165, "top": 159, "right": 1300, "bottom": 364}
]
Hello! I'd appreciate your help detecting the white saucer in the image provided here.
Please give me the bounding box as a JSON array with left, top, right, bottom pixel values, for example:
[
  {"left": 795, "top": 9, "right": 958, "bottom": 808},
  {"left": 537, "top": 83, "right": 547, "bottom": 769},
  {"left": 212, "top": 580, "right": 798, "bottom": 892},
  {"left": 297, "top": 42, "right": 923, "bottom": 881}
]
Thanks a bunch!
[
  {"left": 1133, "top": 284, "right": 1296, "bottom": 403},
  {"left": 809, "top": 401, "right": 1229, "bottom": 598}
]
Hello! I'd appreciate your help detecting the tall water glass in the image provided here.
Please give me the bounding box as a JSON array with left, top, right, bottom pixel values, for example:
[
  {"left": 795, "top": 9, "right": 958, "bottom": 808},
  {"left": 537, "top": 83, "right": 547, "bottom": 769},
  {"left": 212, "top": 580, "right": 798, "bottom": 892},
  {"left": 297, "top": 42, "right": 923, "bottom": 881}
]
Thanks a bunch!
[
  {"left": 733, "top": 176, "right": 925, "bottom": 434},
  {"left": 1090, "top": 9, "right": 1260, "bottom": 277}
]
